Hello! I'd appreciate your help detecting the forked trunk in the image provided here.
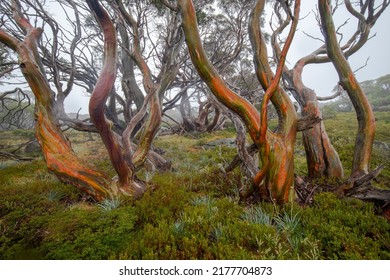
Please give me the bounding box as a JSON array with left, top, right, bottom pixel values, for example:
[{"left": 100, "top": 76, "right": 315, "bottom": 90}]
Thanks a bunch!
[
  {"left": 287, "top": 50, "right": 344, "bottom": 179},
  {"left": 249, "top": 0, "right": 300, "bottom": 203},
  {"left": 302, "top": 122, "right": 343, "bottom": 178},
  {"left": 131, "top": 93, "right": 162, "bottom": 170},
  {"left": 179, "top": 0, "right": 301, "bottom": 204},
  {"left": 87, "top": 0, "right": 148, "bottom": 197}
]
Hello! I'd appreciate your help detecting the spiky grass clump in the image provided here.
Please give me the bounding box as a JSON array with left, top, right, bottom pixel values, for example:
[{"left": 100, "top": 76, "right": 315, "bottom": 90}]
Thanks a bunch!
[
  {"left": 241, "top": 206, "right": 272, "bottom": 225},
  {"left": 98, "top": 198, "right": 122, "bottom": 212}
]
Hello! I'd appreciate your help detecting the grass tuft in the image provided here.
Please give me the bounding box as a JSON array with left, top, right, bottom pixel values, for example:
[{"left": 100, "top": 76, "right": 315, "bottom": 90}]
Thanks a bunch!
[
  {"left": 241, "top": 206, "right": 272, "bottom": 225},
  {"left": 98, "top": 198, "right": 122, "bottom": 212}
]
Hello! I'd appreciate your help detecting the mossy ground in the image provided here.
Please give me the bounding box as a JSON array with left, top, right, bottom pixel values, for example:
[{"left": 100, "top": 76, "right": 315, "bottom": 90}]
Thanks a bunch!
[{"left": 0, "top": 112, "right": 389, "bottom": 259}]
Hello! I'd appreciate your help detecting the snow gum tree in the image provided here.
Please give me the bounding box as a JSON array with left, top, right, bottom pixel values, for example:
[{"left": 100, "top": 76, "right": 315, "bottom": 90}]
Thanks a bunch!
[
  {"left": 179, "top": 0, "right": 301, "bottom": 203},
  {"left": 0, "top": 0, "right": 182, "bottom": 201}
]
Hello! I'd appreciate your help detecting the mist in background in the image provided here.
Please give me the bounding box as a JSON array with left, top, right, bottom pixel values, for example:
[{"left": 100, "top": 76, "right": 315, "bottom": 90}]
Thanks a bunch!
[{"left": 2, "top": 1, "right": 389, "bottom": 114}]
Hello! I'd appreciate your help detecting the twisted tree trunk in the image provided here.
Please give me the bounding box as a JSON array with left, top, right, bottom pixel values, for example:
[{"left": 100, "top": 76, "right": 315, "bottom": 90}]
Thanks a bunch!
[
  {"left": 249, "top": 0, "right": 300, "bottom": 203},
  {"left": 179, "top": 0, "right": 301, "bottom": 203},
  {"left": 0, "top": 0, "right": 116, "bottom": 201},
  {"left": 274, "top": 0, "right": 388, "bottom": 179},
  {"left": 86, "top": 0, "right": 145, "bottom": 197},
  {"left": 319, "top": 0, "right": 375, "bottom": 176}
]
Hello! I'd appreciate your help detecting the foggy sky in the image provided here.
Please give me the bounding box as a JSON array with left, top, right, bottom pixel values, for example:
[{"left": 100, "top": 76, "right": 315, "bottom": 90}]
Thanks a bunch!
[
  {"left": 1, "top": 1, "right": 388, "bottom": 114},
  {"left": 287, "top": 1, "right": 390, "bottom": 98},
  {"left": 66, "top": 1, "right": 390, "bottom": 114}
]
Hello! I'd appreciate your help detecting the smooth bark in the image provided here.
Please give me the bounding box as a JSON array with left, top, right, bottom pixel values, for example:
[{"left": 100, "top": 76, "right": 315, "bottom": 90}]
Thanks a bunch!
[
  {"left": 319, "top": 0, "right": 375, "bottom": 176},
  {"left": 288, "top": 61, "right": 343, "bottom": 178},
  {"left": 0, "top": 0, "right": 116, "bottom": 201},
  {"left": 179, "top": 0, "right": 300, "bottom": 203}
]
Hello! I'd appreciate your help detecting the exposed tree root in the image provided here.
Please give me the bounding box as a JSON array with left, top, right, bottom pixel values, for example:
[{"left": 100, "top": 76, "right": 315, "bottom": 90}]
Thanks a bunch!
[{"left": 294, "top": 165, "right": 390, "bottom": 221}]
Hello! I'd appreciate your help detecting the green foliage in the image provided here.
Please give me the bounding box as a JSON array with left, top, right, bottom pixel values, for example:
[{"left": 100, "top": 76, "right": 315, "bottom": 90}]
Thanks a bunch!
[
  {"left": 0, "top": 129, "right": 35, "bottom": 142},
  {"left": 0, "top": 162, "right": 137, "bottom": 259},
  {"left": 1, "top": 115, "right": 390, "bottom": 260},
  {"left": 41, "top": 206, "right": 137, "bottom": 259},
  {"left": 300, "top": 193, "right": 390, "bottom": 259},
  {"left": 322, "top": 111, "right": 390, "bottom": 181},
  {"left": 362, "top": 74, "right": 390, "bottom": 111},
  {"left": 194, "top": 0, "right": 215, "bottom": 25},
  {"left": 149, "top": 0, "right": 168, "bottom": 15},
  {"left": 44, "top": 189, "right": 65, "bottom": 202}
]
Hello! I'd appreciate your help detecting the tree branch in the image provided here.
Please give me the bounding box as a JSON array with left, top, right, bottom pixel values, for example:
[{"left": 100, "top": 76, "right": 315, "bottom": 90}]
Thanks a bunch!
[
  {"left": 179, "top": 0, "right": 261, "bottom": 143},
  {"left": 86, "top": 0, "right": 131, "bottom": 186}
]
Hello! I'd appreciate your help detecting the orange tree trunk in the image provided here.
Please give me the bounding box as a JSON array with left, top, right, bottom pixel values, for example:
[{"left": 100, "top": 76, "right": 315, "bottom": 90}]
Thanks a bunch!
[
  {"left": 179, "top": 0, "right": 300, "bottom": 203},
  {"left": 249, "top": 0, "right": 300, "bottom": 203},
  {"left": 256, "top": 133, "right": 295, "bottom": 204},
  {"left": 285, "top": 0, "right": 387, "bottom": 179},
  {"left": 319, "top": 0, "right": 375, "bottom": 176},
  {"left": 35, "top": 104, "right": 115, "bottom": 201},
  {"left": 0, "top": 3, "right": 115, "bottom": 201}
]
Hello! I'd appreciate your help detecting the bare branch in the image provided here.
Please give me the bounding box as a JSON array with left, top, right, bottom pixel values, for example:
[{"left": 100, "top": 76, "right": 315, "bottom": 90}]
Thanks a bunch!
[
  {"left": 353, "top": 56, "right": 370, "bottom": 74},
  {"left": 160, "top": 0, "right": 178, "bottom": 11},
  {"left": 302, "top": 30, "right": 325, "bottom": 43},
  {"left": 317, "top": 84, "right": 344, "bottom": 101}
]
